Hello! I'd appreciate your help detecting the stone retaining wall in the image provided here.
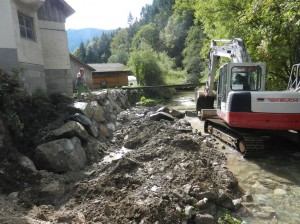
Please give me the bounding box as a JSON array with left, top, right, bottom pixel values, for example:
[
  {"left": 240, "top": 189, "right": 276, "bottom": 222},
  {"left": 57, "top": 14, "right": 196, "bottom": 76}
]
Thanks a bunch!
[{"left": 34, "top": 89, "right": 142, "bottom": 173}]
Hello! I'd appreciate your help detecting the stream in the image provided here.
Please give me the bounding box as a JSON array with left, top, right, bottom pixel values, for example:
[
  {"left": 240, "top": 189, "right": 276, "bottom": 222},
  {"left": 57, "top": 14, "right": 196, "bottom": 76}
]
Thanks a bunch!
[{"left": 168, "top": 90, "right": 300, "bottom": 224}]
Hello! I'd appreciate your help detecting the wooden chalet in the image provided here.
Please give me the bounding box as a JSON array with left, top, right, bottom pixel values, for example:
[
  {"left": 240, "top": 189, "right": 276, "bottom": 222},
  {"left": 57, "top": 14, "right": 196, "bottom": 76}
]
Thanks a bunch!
[{"left": 89, "top": 63, "right": 131, "bottom": 89}]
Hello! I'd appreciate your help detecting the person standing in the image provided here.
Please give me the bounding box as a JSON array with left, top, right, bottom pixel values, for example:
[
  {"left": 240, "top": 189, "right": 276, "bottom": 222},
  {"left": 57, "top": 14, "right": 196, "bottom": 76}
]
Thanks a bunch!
[{"left": 75, "top": 68, "right": 92, "bottom": 100}]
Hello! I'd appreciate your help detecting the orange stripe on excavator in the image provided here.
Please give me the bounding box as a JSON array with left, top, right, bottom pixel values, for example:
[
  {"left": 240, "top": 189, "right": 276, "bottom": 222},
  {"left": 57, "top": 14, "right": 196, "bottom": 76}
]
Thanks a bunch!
[{"left": 217, "top": 111, "right": 300, "bottom": 130}]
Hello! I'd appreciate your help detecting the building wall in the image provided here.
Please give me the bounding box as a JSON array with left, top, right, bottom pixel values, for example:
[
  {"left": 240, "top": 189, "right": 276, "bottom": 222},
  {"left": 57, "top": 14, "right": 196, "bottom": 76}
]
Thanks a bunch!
[
  {"left": 37, "top": 0, "right": 73, "bottom": 96},
  {"left": 10, "top": 0, "right": 47, "bottom": 93},
  {"left": 0, "top": 0, "right": 23, "bottom": 71},
  {"left": 0, "top": 0, "right": 73, "bottom": 96},
  {"left": 38, "top": 20, "right": 73, "bottom": 95},
  {"left": 44, "top": 69, "right": 73, "bottom": 95},
  {"left": 93, "top": 72, "right": 128, "bottom": 89}
]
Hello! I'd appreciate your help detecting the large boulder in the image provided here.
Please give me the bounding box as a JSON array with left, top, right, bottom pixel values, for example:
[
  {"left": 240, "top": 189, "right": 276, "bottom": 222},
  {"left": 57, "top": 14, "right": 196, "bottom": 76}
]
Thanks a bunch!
[
  {"left": 65, "top": 113, "right": 99, "bottom": 138},
  {"left": 52, "top": 121, "right": 89, "bottom": 140},
  {"left": 84, "top": 136, "right": 107, "bottom": 163},
  {"left": 35, "top": 137, "right": 87, "bottom": 173},
  {"left": 150, "top": 112, "right": 175, "bottom": 121},
  {"left": 90, "top": 102, "right": 106, "bottom": 123}
]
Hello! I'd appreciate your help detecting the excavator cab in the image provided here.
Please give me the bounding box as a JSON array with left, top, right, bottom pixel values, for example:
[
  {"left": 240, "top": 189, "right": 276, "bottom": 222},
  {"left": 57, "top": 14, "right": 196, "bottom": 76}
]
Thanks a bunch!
[{"left": 216, "top": 62, "right": 266, "bottom": 111}]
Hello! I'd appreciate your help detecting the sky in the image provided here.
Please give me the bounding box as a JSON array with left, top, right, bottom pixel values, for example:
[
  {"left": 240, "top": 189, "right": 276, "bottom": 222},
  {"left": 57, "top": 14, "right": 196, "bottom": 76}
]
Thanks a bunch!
[{"left": 64, "top": 0, "right": 153, "bottom": 30}]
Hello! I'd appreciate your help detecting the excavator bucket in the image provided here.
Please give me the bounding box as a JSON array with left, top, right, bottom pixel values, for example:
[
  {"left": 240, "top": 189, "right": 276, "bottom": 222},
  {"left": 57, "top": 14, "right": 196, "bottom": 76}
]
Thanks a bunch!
[{"left": 196, "top": 91, "right": 216, "bottom": 120}]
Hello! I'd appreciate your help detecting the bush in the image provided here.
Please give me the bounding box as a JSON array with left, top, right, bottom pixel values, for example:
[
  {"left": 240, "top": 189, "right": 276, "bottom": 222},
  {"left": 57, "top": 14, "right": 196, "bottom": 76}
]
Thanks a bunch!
[
  {"left": 0, "top": 69, "right": 24, "bottom": 137},
  {"left": 136, "top": 96, "right": 159, "bottom": 106},
  {"left": 217, "top": 209, "right": 244, "bottom": 224}
]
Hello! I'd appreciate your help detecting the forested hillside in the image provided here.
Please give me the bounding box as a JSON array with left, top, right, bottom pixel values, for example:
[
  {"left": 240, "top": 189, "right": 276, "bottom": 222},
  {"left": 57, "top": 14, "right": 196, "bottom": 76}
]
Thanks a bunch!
[
  {"left": 72, "top": 0, "right": 300, "bottom": 90},
  {"left": 67, "top": 28, "right": 115, "bottom": 52}
]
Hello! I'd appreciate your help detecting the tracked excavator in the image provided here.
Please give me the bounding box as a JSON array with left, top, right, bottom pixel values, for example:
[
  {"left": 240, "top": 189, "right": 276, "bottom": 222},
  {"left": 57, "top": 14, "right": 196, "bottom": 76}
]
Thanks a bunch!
[{"left": 196, "top": 38, "right": 300, "bottom": 156}]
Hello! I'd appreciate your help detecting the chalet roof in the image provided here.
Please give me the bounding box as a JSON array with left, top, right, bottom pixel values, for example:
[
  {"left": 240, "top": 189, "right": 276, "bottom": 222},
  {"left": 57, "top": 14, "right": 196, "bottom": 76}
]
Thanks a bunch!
[
  {"left": 37, "top": 0, "right": 75, "bottom": 21},
  {"left": 58, "top": 0, "right": 75, "bottom": 18},
  {"left": 89, "top": 63, "right": 130, "bottom": 72},
  {"left": 70, "top": 54, "right": 95, "bottom": 71}
]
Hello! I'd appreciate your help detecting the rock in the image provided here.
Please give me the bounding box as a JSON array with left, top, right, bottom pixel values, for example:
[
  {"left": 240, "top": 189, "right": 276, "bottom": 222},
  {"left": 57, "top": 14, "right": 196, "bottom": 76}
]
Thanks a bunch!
[
  {"left": 256, "top": 206, "right": 276, "bottom": 219},
  {"left": 185, "top": 111, "right": 197, "bottom": 117},
  {"left": 191, "top": 190, "right": 218, "bottom": 201},
  {"left": 106, "top": 122, "right": 116, "bottom": 133},
  {"left": 8, "top": 192, "right": 19, "bottom": 201},
  {"left": 35, "top": 137, "right": 87, "bottom": 173},
  {"left": 183, "top": 184, "right": 192, "bottom": 195},
  {"left": 107, "top": 89, "right": 118, "bottom": 102},
  {"left": 217, "top": 192, "right": 235, "bottom": 210},
  {"left": 103, "top": 99, "right": 114, "bottom": 113},
  {"left": 52, "top": 121, "right": 89, "bottom": 140},
  {"left": 195, "top": 197, "right": 208, "bottom": 209},
  {"left": 184, "top": 205, "right": 196, "bottom": 219},
  {"left": 90, "top": 102, "right": 106, "bottom": 122},
  {"left": 84, "top": 137, "right": 106, "bottom": 163},
  {"left": 170, "top": 109, "right": 185, "bottom": 118},
  {"left": 85, "top": 120, "right": 99, "bottom": 138},
  {"left": 19, "top": 156, "right": 37, "bottom": 172},
  {"left": 69, "top": 102, "right": 94, "bottom": 119},
  {"left": 242, "top": 194, "right": 253, "bottom": 202},
  {"left": 112, "top": 101, "right": 123, "bottom": 114},
  {"left": 98, "top": 123, "right": 111, "bottom": 138},
  {"left": 76, "top": 212, "right": 86, "bottom": 223},
  {"left": 203, "top": 139, "right": 214, "bottom": 148},
  {"left": 149, "top": 112, "right": 175, "bottom": 121},
  {"left": 104, "top": 203, "right": 111, "bottom": 216},
  {"left": 232, "top": 198, "right": 242, "bottom": 210},
  {"left": 108, "top": 113, "right": 117, "bottom": 123},
  {"left": 178, "top": 119, "right": 191, "bottom": 127},
  {"left": 194, "top": 214, "right": 215, "bottom": 224},
  {"left": 39, "top": 179, "right": 65, "bottom": 198},
  {"left": 124, "top": 136, "right": 143, "bottom": 149},
  {"left": 66, "top": 113, "right": 93, "bottom": 126},
  {"left": 274, "top": 188, "right": 287, "bottom": 195},
  {"left": 157, "top": 107, "right": 169, "bottom": 113}
]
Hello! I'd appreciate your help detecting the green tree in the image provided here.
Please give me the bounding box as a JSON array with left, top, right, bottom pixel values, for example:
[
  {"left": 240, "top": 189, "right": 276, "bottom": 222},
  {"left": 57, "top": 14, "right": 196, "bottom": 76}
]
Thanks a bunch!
[
  {"left": 139, "top": 0, "right": 176, "bottom": 29},
  {"left": 242, "top": 0, "right": 300, "bottom": 89},
  {"left": 131, "top": 24, "right": 161, "bottom": 51},
  {"left": 193, "top": 0, "right": 300, "bottom": 90},
  {"left": 128, "top": 41, "right": 164, "bottom": 86},
  {"left": 109, "top": 29, "right": 131, "bottom": 64},
  {"left": 73, "top": 42, "right": 87, "bottom": 62},
  {"left": 182, "top": 24, "right": 206, "bottom": 80},
  {"left": 108, "top": 44, "right": 129, "bottom": 64},
  {"left": 161, "top": 0, "right": 195, "bottom": 67},
  {"left": 86, "top": 41, "right": 97, "bottom": 63}
]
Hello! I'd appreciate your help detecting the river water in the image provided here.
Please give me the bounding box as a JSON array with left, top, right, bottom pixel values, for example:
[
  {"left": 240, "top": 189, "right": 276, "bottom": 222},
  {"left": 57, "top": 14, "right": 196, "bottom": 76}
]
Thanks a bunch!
[{"left": 168, "top": 90, "right": 300, "bottom": 224}]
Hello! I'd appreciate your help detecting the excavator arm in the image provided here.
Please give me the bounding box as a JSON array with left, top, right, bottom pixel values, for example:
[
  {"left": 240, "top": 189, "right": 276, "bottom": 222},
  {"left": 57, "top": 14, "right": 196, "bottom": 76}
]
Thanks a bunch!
[
  {"left": 205, "top": 38, "right": 252, "bottom": 95},
  {"left": 197, "top": 38, "right": 252, "bottom": 117}
]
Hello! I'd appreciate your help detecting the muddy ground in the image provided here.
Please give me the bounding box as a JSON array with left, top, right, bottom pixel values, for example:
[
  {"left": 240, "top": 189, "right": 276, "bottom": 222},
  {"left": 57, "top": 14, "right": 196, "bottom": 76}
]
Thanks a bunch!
[{"left": 0, "top": 105, "right": 253, "bottom": 224}]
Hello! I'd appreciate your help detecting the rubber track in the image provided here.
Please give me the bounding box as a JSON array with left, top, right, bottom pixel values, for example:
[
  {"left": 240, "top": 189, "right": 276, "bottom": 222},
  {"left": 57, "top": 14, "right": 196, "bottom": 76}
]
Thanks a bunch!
[{"left": 204, "top": 118, "right": 265, "bottom": 157}]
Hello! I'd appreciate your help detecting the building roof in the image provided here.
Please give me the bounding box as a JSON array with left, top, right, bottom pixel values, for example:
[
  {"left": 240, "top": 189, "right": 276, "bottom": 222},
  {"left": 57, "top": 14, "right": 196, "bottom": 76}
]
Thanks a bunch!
[
  {"left": 89, "top": 63, "right": 130, "bottom": 72},
  {"left": 58, "top": 0, "right": 75, "bottom": 18},
  {"left": 70, "top": 54, "right": 95, "bottom": 71}
]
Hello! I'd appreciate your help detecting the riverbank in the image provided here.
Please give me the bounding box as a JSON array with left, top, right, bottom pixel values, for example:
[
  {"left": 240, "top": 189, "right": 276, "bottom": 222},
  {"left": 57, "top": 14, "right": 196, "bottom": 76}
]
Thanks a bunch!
[
  {"left": 2, "top": 89, "right": 299, "bottom": 223},
  {"left": 0, "top": 89, "right": 249, "bottom": 223}
]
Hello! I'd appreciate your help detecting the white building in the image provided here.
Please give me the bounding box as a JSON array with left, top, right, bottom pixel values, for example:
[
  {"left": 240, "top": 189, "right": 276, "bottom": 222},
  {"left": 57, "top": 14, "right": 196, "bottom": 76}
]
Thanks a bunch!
[{"left": 0, "top": 0, "right": 74, "bottom": 96}]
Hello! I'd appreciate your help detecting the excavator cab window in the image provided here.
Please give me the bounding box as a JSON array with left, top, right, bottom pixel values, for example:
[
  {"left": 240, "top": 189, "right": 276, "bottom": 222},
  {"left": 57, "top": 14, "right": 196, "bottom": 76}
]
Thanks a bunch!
[
  {"left": 287, "top": 64, "right": 300, "bottom": 90},
  {"left": 231, "top": 66, "right": 262, "bottom": 91}
]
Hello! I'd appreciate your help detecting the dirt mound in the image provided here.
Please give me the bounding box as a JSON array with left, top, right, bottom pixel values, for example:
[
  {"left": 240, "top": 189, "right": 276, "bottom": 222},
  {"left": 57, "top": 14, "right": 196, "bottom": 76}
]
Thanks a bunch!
[{"left": 0, "top": 106, "right": 243, "bottom": 223}]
